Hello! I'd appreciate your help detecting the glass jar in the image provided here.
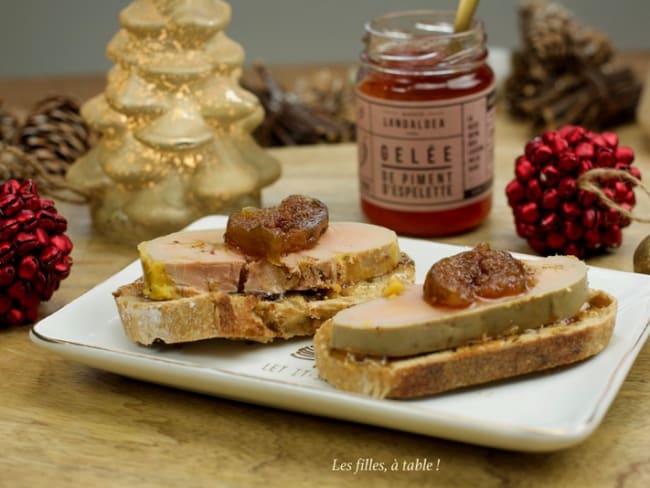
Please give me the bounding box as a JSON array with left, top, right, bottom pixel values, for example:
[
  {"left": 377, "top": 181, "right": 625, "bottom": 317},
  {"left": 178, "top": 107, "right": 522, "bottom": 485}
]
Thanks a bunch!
[{"left": 356, "top": 10, "right": 495, "bottom": 236}]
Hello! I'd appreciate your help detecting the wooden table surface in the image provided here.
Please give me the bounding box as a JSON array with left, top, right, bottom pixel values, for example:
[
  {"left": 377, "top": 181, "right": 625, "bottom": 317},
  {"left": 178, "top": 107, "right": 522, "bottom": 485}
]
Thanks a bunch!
[{"left": 2, "top": 65, "right": 650, "bottom": 487}]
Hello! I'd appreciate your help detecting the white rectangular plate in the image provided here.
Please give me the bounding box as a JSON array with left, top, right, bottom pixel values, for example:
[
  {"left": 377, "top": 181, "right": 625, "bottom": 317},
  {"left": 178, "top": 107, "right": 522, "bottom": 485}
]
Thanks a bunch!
[{"left": 31, "top": 216, "right": 650, "bottom": 451}]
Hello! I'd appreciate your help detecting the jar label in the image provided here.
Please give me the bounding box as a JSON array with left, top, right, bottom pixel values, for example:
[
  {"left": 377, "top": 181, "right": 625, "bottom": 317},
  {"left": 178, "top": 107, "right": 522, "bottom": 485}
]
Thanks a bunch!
[{"left": 356, "top": 85, "right": 495, "bottom": 212}]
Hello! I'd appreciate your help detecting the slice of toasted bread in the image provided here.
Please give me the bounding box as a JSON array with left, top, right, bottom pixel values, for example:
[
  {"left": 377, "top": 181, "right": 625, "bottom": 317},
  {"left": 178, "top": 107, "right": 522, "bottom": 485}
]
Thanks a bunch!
[
  {"left": 313, "top": 290, "right": 616, "bottom": 399},
  {"left": 114, "top": 254, "right": 415, "bottom": 345}
]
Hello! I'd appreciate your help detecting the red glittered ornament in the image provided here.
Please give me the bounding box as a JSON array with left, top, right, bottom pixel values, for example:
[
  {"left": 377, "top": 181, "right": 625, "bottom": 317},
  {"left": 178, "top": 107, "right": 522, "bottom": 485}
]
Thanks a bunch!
[
  {"left": 506, "top": 126, "right": 640, "bottom": 258},
  {"left": 0, "top": 179, "right": 73, "bottom": 326}
]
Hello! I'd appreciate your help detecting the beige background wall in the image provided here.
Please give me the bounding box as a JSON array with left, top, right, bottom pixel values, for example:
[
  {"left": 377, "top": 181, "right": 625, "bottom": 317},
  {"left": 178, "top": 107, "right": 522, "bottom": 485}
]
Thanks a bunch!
[{"left": 0, "top": 0, "right": 648, "bottom": 78}]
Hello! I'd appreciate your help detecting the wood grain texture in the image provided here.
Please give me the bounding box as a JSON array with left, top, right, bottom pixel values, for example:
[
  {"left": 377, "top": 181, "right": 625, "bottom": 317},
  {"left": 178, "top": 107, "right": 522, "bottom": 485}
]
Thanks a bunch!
[{"left": 1, "top": 62, "right": 650, "bottom": 487}]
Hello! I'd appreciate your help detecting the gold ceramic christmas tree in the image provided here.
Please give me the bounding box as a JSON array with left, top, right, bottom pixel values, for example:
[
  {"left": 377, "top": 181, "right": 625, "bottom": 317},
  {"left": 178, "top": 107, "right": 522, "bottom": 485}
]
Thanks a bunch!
[{"left": 67, "top": 0, "right": 281, "bottom": 244}]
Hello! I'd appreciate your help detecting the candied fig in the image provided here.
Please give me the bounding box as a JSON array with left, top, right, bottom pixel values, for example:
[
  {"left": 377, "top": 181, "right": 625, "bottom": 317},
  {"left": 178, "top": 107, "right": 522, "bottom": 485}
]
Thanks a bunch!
[
  {"left": 224, "top": 195, "right": 329, "bottom": 262},
  {"left": 423, "top": 243, "right": 529, "bottom": 307}
]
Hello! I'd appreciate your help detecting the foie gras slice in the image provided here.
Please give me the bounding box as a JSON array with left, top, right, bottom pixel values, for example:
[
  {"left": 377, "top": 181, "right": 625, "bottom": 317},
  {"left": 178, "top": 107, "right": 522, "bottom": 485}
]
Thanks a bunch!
[
  {"left": 328, "top": 255, "right": 589, "bottom": 358},
  {"left": 138, "top": 229, "right": 245, "bottom": 300},
  {"left": 138, "top": 222, "right": 401, "bottom": 299},
  {"left": 243, "top": 222, "right": 400, "bottom": 294}
]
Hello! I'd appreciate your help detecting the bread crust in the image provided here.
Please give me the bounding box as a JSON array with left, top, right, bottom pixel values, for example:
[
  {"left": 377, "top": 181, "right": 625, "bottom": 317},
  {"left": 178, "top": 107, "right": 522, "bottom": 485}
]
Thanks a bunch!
[
  {"left": 114, "top": 254, "right": 415, "bottom": 345},
  {"left": 313, "top": 290, "right": 617, "bottom": 399}
]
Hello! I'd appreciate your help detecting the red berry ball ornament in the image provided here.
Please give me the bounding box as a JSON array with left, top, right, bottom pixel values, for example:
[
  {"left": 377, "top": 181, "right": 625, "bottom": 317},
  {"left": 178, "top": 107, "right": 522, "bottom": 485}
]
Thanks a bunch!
[
  {"left": 506, "top": 126, "right": 639, "bottom": 258},
  {"left": 0, "top": 179, "right": 73, "bottom": 326}
]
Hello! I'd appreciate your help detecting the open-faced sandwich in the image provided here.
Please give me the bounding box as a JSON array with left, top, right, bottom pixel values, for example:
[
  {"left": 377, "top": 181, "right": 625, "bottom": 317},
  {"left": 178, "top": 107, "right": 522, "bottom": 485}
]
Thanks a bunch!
[
  {"left": 314, "top": 243, "right": 617, "bottom": 398},
  {"left": 113, "top": 195, "right": 415, "bottom": 345}
]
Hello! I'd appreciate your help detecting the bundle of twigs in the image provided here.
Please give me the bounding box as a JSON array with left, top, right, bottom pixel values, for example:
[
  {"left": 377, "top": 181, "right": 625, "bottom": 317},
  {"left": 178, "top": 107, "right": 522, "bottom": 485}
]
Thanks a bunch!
[
  {"left": 505, "top": 0, "right": 641, "bottom": 130},
  {"left": 243, "top": 63, "right": 355, "bottom": 147}
]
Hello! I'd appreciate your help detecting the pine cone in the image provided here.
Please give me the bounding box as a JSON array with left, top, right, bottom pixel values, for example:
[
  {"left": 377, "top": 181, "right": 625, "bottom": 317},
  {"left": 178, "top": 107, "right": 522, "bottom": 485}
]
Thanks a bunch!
[
  {"left": 571, "top": 28, "right": 614, "bottom": 66},
  {"left": 520, "top": 0, "right": 573, "bottom": 66},
  {"left": 0, "top": 104, "right": 19, "bottom": 144},
  {"left": 18, "top": 96, "right": 94, "bottom": 176}
]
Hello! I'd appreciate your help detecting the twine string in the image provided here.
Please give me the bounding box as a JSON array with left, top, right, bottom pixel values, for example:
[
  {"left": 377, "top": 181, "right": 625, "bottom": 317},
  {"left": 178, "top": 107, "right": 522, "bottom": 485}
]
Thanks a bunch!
[{"left": 576, "top": 167, "right": 650, "bottom": 224}]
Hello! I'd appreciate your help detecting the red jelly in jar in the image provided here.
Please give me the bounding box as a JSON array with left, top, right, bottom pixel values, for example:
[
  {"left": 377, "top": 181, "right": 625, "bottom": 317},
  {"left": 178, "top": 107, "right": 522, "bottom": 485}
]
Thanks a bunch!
[{"left": 356, "top": 10, "right": 495, "bottom": 236}]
